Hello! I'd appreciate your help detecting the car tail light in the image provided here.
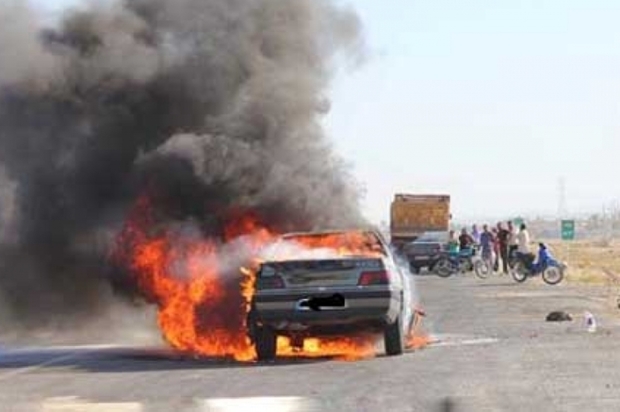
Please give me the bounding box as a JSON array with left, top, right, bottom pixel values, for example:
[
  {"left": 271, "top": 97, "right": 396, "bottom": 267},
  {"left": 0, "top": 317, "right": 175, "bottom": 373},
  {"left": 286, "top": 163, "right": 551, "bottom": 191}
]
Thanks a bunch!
[
  {"left": 358, "top": 270, "right": 389, "bottom": 286},
  {"left": 257, "top": 275, "right": 285, "bottom": 290}
]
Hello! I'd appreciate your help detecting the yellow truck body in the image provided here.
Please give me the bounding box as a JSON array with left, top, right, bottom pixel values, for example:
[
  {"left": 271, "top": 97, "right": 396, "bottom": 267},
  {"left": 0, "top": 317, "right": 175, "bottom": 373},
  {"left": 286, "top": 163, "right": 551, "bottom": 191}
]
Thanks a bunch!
[{"left": 390, "top": 194, "right": 451, "bottom": 245}]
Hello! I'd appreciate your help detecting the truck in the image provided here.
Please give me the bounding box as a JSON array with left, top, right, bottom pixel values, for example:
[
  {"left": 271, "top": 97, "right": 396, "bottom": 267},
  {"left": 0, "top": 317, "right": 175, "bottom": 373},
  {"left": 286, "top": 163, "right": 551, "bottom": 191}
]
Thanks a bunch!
[{"left": 389, "top": 193, "right": 451, "bottom": 250}]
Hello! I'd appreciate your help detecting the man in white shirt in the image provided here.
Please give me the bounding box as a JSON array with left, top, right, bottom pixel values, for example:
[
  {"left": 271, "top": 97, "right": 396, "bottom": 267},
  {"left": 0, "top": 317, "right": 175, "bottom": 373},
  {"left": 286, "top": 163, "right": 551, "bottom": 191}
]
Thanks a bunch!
[
  {"left": 508, "top": 220, "right": 519, "bottom": 262},
  {"left": 507, "top": 221, "right": 519, "bottom": 257},
  {"left": 517, "top": 223, "right": 534, "bottom": 268},
  {"left": 517, "top": 223, "right": 531, "bottom": 254}
]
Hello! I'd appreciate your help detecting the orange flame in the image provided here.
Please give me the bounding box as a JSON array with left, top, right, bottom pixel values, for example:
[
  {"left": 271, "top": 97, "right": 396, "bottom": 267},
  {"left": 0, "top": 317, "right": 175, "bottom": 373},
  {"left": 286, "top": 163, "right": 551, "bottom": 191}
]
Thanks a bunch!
[
  {"left": 274, "top": 231, "right": 386, "bottom": 260},
  {"left": 277, "top": 336, "right": 377, "bottom": 361},
  {"left": 113, "top": 196, "right": 416, "bottom": 361},
  {"left": 113, "top": 196, "right": 270, "bottom": 361},
  {"left": 406, "top": 308, "right": 431, "bottom": 350}
]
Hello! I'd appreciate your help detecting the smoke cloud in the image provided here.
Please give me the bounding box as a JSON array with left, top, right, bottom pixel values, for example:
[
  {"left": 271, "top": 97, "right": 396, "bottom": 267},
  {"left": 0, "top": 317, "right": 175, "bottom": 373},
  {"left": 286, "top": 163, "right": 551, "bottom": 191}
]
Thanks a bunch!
[{"left": 0, "top": 0, "right": 365, "bottom": 326}]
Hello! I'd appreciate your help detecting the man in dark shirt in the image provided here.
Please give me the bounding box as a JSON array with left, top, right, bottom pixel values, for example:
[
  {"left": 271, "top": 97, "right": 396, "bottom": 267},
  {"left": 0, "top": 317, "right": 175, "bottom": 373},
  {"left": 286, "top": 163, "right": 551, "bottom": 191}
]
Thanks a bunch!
[
  {"left": 458, "top": 228, "right": 475, "bottom": 251},
  {"left": 479, "top": 224, "right": 495, "bottom": 267},
  {"left": 496, "top": 222, "right": 510, "bottom": 274},
  {"left": 491, "top": 228, "right": 500, "bottom": 271}
]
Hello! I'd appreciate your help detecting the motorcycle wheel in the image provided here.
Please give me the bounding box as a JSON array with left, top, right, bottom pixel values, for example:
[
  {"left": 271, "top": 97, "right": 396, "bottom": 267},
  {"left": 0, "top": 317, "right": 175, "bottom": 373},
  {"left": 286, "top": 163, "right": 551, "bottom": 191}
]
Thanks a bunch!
[
  {"left": 542, "top": 266, "right": 564, "bottom": 285},
  {"left": 508, "top": 259, "right": 516, "bottom": 270},
  {"left": 474, "top": 259, "right": 491, "bottom": 279},
  {"left": 434, "top": 258, "right": 453, "bottom": 278},
  {"left": 464, "top": 260, "right": 474, "bottom": 273},
  {"left": 511, "top": 262, "right": 528, "bottom": 283}
]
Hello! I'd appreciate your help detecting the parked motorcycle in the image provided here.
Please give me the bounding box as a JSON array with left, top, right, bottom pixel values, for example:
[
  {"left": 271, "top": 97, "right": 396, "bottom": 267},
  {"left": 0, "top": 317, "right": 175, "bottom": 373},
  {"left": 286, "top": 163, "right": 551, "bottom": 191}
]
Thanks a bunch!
[
  {"left": 473, "top": 250, "right": 495, "bottom": 279},
  {"left": 507, "top": 247, "right": 519, "bottom": 271},
  {"left": 435, "top": 246, "right": 484, "bottom": 278},
  {"left": 510, "top": 243, "right": 567, "bottom": 285}
]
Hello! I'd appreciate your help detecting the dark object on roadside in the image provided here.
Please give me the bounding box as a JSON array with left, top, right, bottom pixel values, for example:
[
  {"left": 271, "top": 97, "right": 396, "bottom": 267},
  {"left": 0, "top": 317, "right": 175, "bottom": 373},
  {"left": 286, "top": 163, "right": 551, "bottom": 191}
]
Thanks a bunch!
[
  {"left": 437, "top": 397, "right": 457, "bottom": 412},
  {"left": 546, "top": 311, "right": 573, "bottom": 322}
]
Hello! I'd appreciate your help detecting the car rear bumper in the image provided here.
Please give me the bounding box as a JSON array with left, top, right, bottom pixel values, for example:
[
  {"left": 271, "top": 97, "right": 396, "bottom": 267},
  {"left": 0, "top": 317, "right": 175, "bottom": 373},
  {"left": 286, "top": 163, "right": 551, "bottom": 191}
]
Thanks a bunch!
[{"left": 252, "top": 288, "right": 401, "bottom": 333}]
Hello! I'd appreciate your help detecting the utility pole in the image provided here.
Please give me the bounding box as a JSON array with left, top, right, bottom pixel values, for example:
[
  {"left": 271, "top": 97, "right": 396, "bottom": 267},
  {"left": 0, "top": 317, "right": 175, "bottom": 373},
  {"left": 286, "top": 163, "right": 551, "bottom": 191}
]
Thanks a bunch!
[
  {"left": 557, "top": 177, "right": 567, "bottom": 219},
  {"left": 557, "top": 177, "right": 570, "bottom": 262}
]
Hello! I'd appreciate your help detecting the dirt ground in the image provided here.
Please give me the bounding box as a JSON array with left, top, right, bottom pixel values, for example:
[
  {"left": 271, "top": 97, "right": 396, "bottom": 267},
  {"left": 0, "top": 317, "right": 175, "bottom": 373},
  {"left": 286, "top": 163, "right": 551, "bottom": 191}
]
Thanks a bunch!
[{"left": 544, "top": 239, "right": 620, "bottom": 285}]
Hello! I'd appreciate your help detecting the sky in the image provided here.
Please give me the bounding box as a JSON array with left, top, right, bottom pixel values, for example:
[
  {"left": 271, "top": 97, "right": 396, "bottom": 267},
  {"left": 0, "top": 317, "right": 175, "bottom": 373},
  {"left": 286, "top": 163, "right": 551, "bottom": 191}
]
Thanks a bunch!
[{"left": 30, "top": 0, "right": 620, "bottom": 224}]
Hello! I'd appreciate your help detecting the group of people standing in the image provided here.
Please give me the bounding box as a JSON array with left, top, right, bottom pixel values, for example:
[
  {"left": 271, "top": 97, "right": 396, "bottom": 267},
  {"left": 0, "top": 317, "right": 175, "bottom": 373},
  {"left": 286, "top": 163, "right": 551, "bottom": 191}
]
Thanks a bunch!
[{"left": 448, "top": 221, "right": 532, "bottom": 274}]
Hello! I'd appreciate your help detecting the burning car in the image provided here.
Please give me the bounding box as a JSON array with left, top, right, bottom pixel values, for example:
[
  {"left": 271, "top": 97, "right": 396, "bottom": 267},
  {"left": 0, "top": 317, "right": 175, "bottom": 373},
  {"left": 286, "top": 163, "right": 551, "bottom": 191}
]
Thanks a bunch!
[{"left": 247, "top": 229, "right": 416, "bottom": 361}]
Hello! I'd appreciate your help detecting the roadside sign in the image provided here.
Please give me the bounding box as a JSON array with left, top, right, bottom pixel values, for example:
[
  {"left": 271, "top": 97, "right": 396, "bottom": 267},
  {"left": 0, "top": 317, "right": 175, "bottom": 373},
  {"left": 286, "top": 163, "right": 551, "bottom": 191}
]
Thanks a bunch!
[{"left": 561, "top": 220, "right": 575, "bottom": 241}]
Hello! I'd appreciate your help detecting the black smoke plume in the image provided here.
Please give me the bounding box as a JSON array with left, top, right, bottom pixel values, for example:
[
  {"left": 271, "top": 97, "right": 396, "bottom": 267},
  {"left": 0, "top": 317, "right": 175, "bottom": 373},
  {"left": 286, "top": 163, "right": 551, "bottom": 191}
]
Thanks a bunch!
[{"left": 0, "top": 0, "right": 365, "bottom": 326}]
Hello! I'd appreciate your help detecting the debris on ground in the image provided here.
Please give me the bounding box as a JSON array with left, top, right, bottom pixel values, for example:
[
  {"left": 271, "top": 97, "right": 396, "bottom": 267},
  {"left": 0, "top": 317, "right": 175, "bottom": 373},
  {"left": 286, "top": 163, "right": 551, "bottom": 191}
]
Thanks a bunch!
[{"left": 546, "top": 311, "right": 573, "bottom": 322}]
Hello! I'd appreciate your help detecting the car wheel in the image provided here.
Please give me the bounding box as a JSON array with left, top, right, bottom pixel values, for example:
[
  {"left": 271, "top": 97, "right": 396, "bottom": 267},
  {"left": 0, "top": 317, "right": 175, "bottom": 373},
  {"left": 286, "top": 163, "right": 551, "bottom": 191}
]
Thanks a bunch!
[
  {"left": 384, "top": 315, "right": 404, "bottom": 356},
  {"left": 409, "top": 263, "right": 420, "bottom": 274},
  {"left": 254, "top": 325, "right": 277, "bottom": 361}
]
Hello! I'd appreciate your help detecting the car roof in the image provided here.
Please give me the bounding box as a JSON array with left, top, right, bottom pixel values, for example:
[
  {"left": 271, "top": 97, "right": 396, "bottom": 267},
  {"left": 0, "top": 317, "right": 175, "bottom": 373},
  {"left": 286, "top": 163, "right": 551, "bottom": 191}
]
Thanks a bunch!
[
  {"left": 278, "top": 228, "right": 390, "bottom": 255},
  {"left": 281, "top": 228, "right": 382, "bottom": 239}
]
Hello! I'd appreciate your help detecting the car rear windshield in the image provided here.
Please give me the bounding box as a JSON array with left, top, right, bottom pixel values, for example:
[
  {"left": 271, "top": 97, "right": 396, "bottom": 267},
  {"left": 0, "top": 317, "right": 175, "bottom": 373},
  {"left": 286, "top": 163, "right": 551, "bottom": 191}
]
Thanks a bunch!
[{"left": 280, "top": 231, "right": 387, "bottom": 257}]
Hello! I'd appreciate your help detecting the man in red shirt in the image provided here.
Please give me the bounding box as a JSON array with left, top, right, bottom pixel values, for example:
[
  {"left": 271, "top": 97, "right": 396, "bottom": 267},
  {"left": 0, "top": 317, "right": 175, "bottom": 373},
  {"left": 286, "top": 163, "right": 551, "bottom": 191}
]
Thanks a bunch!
[{"left": 491, "top": 227, "right": 500, "bottom": 272}]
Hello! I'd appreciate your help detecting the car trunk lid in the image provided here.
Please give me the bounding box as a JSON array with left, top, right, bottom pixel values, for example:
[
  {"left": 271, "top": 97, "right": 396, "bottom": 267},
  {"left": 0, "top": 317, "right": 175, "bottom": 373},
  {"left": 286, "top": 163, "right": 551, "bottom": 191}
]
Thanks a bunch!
[{"left": 259, "top": 257, "right": 385, "bottom": 289}]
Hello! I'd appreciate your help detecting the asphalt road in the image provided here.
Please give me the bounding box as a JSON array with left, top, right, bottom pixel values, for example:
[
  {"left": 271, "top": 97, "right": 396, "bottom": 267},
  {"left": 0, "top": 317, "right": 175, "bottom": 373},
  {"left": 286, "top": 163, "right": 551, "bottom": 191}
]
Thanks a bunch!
[{"left": 1, "top": 273, "right": 620, "bottom": 412}]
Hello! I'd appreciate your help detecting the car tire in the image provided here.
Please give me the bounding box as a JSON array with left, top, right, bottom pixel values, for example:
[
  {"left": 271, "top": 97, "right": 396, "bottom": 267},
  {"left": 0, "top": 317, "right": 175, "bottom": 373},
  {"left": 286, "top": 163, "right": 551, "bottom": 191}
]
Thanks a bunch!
[
  {"left": 254, "top": 325, "right": 277, "bottom": 361},
  {"left": 384, "top": 315, "right": 404, "bottom": 356}
]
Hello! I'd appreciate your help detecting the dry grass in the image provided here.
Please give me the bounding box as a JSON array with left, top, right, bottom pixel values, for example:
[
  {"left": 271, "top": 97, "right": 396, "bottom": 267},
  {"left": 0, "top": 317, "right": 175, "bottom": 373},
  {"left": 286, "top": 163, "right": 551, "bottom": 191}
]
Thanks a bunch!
[{"left": 543, "top": 239, "right": 620, "bottom": 285}]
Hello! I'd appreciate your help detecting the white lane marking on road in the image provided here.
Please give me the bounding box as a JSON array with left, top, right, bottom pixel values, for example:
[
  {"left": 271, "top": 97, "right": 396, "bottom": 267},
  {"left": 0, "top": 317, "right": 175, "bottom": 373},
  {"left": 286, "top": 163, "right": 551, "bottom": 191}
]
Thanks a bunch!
[
  {"left": 22, "top": 397, "right": 317, "bottom": 412},
  {"left": 428, "top": 334, "right": 499, "bottom": 348},
  {"left": 39, "top": 397, "right": 143, "bottom": 412},
  {"left": 458, "top": 337, "right": 499, "bottom": 345},
  {"left": 201, "top": 396, "right": 319, "bottom": 412}
]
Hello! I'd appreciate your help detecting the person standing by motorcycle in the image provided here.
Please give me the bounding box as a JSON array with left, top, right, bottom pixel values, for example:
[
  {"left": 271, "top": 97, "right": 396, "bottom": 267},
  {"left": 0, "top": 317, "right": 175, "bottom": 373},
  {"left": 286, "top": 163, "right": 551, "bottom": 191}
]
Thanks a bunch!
[
  {"left": 458, "top": 228, "right": 476, "bottom": 270},
  {"left": 479, "top": 224, "right": 495, "bottom": 269},
  {"left": 471, "top": 224, "right": 481, "bottom": 245},
  {"left": 459, "top": 228, "right": 475, "bottom": 251},
  {"left": 517, "top": 223, "right": 535, "bottom": 267},
  {"left": 496, "top": 222, "right": 510, "bottom": 274},
  {"left": 447, "top": 230, "right": 459, "bottom": 254},
  {"left": 491, "top": 227, "right": 500, "bottom": 271},
  {"left": 507, "top": 221, "right": 519, "bottom": 260}
]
